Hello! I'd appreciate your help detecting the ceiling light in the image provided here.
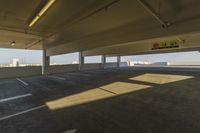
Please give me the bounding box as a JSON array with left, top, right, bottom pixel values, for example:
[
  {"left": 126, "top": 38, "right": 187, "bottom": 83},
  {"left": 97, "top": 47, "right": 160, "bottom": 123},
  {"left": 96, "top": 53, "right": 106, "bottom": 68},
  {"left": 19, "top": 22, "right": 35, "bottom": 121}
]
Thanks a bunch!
[
  {"left": 29, "top": 0, "right": 56, "bottom": 27},
  {"left": 29, "top": 16, "right": 40, "bottom": 27},
  {"left": 11, "top": 41, "right": 15, "bottom": 46}
]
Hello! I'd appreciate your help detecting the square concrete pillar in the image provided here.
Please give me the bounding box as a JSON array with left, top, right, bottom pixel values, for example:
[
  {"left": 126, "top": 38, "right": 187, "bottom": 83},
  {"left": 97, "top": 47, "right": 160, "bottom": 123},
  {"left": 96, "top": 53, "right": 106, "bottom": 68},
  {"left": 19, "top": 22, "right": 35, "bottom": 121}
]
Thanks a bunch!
[
  {"left": 42, "top": 49, "right": 50, "bottom": 75},
  {"left": 101, "top": 55, "right": 106, "bottom": 68},
  {"left": 117, "top": 56, "right": 121, "bottom": 68},
  {"left": 79, "top": 52, "right": 84, "bottom": 71}
]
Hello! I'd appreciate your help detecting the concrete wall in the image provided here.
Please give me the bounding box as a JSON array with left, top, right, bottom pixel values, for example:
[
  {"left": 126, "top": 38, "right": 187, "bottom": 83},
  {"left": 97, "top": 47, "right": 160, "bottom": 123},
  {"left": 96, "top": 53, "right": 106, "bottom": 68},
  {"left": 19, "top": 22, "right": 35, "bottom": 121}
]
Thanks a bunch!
[
  {"left": 132, "top": 66, "right": 200, "bottom": 72},
  {"left": 48, "top": 64, "right": 79, "bottom": 74},
  {"left": 120, "top": 62, "right": 129, "bottom": 67},
  {"left": 48, "top": 62, "right": 127, "bottom": 72},
  {"left": 0, "top": 65, "right": 79, "bottom": 79},
  {"left": 0, "top": 62, "right": 128, "bottom": 79},
  {"left": 0, "top": 66, "right": 42, "bottom": 79},
  {"left": 82, "top": 63, "right": 102, "bottom": 70},
  {"left": 105, "top": 62, "right": 118, "bottom": 68},
  {"left": 81, "top": 62, "right": 128, "bottom": 70}
]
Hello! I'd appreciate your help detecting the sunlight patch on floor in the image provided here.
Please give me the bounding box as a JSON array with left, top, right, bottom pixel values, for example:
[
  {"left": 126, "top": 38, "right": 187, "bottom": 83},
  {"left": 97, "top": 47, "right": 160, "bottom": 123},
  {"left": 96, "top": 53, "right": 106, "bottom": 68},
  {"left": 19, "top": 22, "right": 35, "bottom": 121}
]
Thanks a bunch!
[
  {"left": 46, "top": 82, "right": 151, "bottom": 110},
  {"left": 129, "top": 73, "right": 193, "bottom": 84},
  {"left": 100, "top": 81, "right": 151, "bottom": 94}
]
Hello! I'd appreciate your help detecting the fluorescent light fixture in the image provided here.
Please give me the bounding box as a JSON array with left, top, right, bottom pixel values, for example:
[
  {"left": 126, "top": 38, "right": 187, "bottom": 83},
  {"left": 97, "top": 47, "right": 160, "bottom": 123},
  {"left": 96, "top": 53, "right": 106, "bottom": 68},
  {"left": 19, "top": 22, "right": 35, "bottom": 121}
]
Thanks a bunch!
[
  {"left": 11, "top": 41, "right": 15, "bottom": 46},
  {"left": 29, "top": 0, "right": 56, "bottom": 27},
  {"left": 29, "top": 16, "right": 40, "bottom": 27}
]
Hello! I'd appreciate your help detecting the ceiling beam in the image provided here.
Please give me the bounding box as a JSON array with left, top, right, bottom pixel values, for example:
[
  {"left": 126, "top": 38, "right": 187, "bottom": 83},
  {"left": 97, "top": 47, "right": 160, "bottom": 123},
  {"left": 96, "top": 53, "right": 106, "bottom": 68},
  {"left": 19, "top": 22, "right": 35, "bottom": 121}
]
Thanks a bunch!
[
  {"left": 82, "top": 35, "right": 200, "bottom": 56},
  {"left": 26, "top": 0, "right": 120, "bottom": 49},
  {"left": 46, "top": 14, "right": 200, "bottom": 56},
  {"left": 0, "top": 28, "right": 42, "bottom": 40}
]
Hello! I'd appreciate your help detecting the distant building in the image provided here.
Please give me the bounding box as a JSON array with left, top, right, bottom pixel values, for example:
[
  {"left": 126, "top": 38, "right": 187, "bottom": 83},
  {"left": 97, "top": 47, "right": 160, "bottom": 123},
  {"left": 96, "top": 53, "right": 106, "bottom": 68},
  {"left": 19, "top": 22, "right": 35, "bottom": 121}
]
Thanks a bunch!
[
  {"left": 12, "top": 58, "right": 19, "bottom": 67},
  {"left": 128, "top": 61, "right": 150, "bottom": 66}
]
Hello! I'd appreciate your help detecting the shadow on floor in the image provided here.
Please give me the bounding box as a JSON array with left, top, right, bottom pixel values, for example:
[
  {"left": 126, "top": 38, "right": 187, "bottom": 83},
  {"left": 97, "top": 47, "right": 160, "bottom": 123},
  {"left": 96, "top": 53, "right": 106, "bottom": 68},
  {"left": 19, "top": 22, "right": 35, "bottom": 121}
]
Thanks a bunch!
[{"left": 1, "top": 70, "right": 200, "bottom": 133}]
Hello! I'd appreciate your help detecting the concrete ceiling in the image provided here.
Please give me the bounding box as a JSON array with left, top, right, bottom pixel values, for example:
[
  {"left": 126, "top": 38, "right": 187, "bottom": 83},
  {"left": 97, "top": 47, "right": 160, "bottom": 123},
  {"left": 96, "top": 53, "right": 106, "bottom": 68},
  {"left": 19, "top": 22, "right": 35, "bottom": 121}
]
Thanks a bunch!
[
  {"left": 82, "top": 33, "right": 200, "bottom": 56},
  {"left": 0, "top": 0, "right": 200, "bottom": 56}
]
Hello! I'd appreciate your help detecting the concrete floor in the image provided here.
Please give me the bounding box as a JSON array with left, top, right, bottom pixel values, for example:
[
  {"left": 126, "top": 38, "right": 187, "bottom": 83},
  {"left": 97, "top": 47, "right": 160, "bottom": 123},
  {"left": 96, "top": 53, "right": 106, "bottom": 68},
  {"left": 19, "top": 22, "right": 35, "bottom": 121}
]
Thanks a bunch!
[{"left": 0, "top": 68, "right": 200, "bottom": 133}]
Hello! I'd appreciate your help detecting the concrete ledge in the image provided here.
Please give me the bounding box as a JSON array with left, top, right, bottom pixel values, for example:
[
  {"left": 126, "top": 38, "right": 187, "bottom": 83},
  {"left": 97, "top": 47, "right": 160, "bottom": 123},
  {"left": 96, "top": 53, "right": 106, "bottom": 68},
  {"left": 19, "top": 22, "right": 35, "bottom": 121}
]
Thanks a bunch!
[
  {"left": 82, "top": 63, "right": 102, "bottom": 70},
  {"left": 120, "top": 62, "right": 129, "bottom": 67},
  {"left": 0, "top": 66, "right": 42, "bottom": 79},
  {"left": 132, "top": 66, "right": 200, "bottom": 72},
  {"left": 48, "top": 64, "right": 79, "bottom": 74},
  {"left": 0, "top": 62, "right": 128, "bottom": 79},
  {"left": 105, "top": 62, "right": 118, "bottom": 68}
]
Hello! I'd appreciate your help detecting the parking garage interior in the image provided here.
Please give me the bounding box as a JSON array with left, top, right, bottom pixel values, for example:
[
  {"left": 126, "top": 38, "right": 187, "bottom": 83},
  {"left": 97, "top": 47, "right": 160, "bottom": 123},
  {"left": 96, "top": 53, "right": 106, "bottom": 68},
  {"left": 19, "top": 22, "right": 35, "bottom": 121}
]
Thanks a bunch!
[{"left": 0, "top": 0, "right": 200, "bottom": 133}]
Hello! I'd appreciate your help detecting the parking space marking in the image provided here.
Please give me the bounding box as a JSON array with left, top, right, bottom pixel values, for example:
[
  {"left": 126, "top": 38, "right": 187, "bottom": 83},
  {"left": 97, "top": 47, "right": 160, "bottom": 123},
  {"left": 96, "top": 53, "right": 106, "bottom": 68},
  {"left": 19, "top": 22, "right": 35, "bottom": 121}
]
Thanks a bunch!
[
  {"left": 48, "top": 76, "right": 66, "bottom": 80},
  {"left": 0, "top": 105, "right": 46, "bottom": 121},
  {"left": 16, "top": 78, "right": 29, "bottom": 86},
  {"left": 0, "top": 93, "right": 32, "bottom": 103}
]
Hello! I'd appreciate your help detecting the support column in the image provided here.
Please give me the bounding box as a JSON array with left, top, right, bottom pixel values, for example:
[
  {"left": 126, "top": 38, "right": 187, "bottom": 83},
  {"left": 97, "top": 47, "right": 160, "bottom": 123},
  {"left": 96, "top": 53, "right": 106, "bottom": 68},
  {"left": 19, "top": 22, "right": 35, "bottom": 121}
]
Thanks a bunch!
[
  {"left": 79, "top": 52, "right": 84, "bottom": 71},
  {"left": 42, "top": 49, "right": 50, "bottom": 75},
  {"left": 101, "top": 55, "right": 106, "bottom": 68},
  {"left": 117, "top": 56, "right": 121, "bottom": 68}
]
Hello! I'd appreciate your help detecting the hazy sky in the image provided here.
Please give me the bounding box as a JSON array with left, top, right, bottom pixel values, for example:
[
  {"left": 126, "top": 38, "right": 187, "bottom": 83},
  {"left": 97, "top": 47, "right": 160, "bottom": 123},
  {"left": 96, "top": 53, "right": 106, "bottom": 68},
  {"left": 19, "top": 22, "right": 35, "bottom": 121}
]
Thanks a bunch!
[
  {"left": 0, "top": 48, "right": 200, "bottom": 64},
  {"left": 0, "top": 48, "right": 42, "bottom": 64}
]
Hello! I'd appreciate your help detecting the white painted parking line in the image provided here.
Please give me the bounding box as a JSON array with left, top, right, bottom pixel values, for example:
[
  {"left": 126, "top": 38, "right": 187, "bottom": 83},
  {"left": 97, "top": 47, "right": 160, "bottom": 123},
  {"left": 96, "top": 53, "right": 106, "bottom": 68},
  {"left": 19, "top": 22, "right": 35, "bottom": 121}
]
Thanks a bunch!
[
  {"left": 0, "top": 105, "right": 46, "bottom": 121},
  {"left": 62, "top": 129, "right": 77, "bottom": 133},
  {"left": 0, "top": 93, "right": 32, "bottom": 103},
  {"left": 16, "top": 78, "right": 29, "bottom": 86},
  {"left": 49, "top": 76, "right": 66, "bottom": 80}
]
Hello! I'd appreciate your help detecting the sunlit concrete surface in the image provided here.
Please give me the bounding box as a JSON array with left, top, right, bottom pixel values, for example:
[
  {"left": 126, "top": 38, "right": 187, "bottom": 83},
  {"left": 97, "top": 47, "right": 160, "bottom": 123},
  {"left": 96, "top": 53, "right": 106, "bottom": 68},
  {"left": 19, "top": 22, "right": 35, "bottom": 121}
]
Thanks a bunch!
[
  {"left": 130, "top": 73, "right": 193, "bottom": 84},
  {"left": 0, "top": 68, "right": 200, "bottom": 133},
  {"left": 46, "top": 82, "right": 151, "bottom": 110}
]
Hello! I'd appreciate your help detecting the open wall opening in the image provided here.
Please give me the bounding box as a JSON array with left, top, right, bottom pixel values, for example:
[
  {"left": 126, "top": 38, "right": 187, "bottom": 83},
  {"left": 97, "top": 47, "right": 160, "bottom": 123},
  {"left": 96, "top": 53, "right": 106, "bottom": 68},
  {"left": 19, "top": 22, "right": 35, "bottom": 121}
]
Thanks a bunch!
[
  {"left": 0, "top": 48, "right": 42, "bottom": 67},
  {"left": 50, "top": 52, "right": 79, "bottom": 65},
  {"left": 121, "top": 51, "right": 200, "bottom": 66},
  {"left": 84, "top": 56, "right": 101, "bottom": 64},
  {"left": 106, "top": 57, "right": 117, "bottom": 63}
]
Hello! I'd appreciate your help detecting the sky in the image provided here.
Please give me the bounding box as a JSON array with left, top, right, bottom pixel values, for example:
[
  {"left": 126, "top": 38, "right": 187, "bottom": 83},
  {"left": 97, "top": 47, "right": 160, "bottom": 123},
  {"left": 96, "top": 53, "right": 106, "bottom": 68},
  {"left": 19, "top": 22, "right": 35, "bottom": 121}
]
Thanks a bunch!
[
  {"left": 0, "top": 48, "right": 200, "bottom": 65},
  {"left": 0, "top": 48, "right": 42, "bottom": 64}
]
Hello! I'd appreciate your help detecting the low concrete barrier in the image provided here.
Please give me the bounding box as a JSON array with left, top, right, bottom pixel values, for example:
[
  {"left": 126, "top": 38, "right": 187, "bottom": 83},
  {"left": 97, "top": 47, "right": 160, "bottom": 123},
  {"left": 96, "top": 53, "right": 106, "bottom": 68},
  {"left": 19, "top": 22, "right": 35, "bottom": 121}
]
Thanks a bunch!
[
  {"left": 82, "top": 63, "right": 102, "bottom": 70},
  {"left": 0, "top": 62, "right": 128, "bottom": 79},
  {"left": 120, "top": 62, "right": 128, "bottom": 67},
  {"left": 0, "top": 66, "right": 42, "bottom": 79},
  {"left": 104, "top": 62, "right": 118, "bottom": 68},
  {"left": 48, "top": 64, "right": 79, "bottom": 74},
  {"left": 132, "top": 66, "right": 200, "bottom": 72}
]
